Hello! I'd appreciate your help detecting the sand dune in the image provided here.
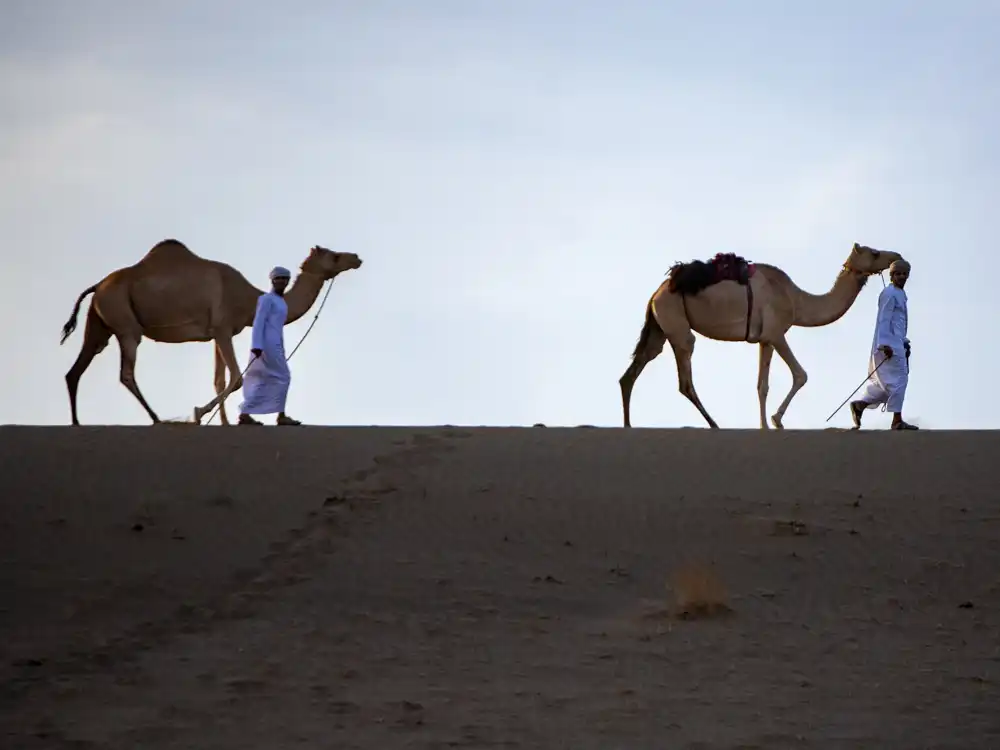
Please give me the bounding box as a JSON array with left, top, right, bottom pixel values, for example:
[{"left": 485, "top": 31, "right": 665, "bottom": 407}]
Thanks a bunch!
[{"left": 2, "top": 425, "right": 999, "bottom": 749}]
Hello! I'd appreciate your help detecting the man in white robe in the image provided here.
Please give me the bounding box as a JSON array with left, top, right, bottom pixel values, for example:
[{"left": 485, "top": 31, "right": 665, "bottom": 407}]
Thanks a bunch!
[
  {"left": 850, "top": 258, "right": 917, "bottom": 430},
  {"left": 238, "top": 266, "right": 302, "bottom": 426}
]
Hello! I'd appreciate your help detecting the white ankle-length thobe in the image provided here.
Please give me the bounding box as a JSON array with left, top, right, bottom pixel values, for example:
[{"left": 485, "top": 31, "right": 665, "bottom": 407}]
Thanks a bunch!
[
  {"left": 860, "top": 284, "right": 909, "bottom": 413},
  {"left": 239, "top": 291, "right": 291, "bottom": 415}
]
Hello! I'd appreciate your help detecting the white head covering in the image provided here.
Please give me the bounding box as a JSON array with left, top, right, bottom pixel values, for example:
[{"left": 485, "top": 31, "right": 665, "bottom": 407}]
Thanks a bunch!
[
  {"left": 269, "top": 265, "right": 291, "bottom": 280},
  {"left": 890, "top": 258, "right": 910, "bottom": 273}
]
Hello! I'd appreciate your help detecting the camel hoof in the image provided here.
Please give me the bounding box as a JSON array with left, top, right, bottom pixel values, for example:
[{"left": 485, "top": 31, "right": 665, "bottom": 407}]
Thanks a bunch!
[{"left": 770, "top": 414, "right": 784, "bottom": 430}]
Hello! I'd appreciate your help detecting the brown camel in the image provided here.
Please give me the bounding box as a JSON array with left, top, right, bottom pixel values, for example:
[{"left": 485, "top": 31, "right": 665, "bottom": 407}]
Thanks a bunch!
[
  {"left": 619, "top": 243, "right": 902, "bottom": 429},
  {"left": 60, "top": 239, "right": 363, "bottom": 426}
]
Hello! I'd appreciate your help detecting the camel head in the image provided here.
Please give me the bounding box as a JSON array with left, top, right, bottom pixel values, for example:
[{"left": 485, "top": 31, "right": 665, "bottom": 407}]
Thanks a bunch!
[
  {"left": 846, "top": 243, "right": 903, "bottom": 276},
  {"left": 301, "top": 245, "right": 364, "bottom": 280}
]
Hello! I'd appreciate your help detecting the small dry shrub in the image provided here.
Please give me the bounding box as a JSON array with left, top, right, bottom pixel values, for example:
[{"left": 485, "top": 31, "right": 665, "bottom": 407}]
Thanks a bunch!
[{"left": 669, "top": 563, "right": 733, "bottom": 620}]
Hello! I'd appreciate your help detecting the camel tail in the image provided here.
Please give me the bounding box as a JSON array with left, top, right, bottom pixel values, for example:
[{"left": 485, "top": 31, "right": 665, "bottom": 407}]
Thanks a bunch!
[
  {"left": 630, "top": 301, "right": 662, "bottom": 361},
  {"left": 60, "top": 284, "right": 99, "bottom": 345}
]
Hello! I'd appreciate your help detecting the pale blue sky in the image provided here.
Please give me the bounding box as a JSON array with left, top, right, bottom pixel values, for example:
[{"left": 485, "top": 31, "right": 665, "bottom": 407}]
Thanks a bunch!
[{"left": 2, "top": 1, "right": 997, "bottom": 428}]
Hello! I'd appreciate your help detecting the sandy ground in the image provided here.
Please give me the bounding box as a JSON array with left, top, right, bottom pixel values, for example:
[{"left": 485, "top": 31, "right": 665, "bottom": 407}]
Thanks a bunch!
[{"left": 1, "top": 425, "right": 999, "bottom": 749}]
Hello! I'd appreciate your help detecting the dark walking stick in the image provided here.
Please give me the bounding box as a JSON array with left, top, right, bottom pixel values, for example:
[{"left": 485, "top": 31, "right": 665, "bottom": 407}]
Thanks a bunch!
[{"left": 824, "top": 354, "right": 891, "bottom": 423}]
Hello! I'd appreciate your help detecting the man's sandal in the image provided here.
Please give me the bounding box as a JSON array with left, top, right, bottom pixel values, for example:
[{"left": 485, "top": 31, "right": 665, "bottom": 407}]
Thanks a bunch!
[
  {"left": 892, "top": 421, "right": 919, "bottom": 430},
  {"left": 238, "top": 414, "right": 263, "bottom": 426},
  {"left": 276, "top": 415, "right": 302, "bottom": 426}
]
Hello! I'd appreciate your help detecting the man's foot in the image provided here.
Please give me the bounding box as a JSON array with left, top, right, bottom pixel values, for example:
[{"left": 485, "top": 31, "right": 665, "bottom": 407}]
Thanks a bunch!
[
  {"left": 891, "top": 420, "right": 919, "bottom": 430},
  {"left": 276, "top": 414, "right": 302, "bottom": 426},
  {"left": 238, "top": 413, "right": 263, "bottom": 426},
  {"left": 849, "top": 400, "right": 866, "bottom": 430}
]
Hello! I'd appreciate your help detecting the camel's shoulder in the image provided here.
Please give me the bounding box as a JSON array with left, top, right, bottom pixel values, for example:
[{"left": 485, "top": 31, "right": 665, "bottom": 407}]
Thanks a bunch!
[
  {"left": 750, "top": 263, "right": 794, "bottom": 291},
  {"left": 752, "top": 263, "right": 789, "bottom": 282}
]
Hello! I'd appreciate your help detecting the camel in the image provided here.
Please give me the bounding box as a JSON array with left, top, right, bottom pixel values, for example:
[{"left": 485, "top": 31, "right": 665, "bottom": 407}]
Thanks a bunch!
[
  {"left": 60, "top": 239, "right": 363, "bottom": 426},
  {"left": 619, "top": 243, "right": 902, "bottom": 429}
]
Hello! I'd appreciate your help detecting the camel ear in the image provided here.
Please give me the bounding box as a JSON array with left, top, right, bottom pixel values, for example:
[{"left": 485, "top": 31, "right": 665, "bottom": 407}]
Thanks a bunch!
[{"left": 852, "top": 242, "right": 860, "bottom": 252}]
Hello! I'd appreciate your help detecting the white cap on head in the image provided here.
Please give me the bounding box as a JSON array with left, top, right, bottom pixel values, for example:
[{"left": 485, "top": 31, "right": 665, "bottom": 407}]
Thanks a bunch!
[{"left": 269, "top": 266, "right": 291, "bottom": 280}]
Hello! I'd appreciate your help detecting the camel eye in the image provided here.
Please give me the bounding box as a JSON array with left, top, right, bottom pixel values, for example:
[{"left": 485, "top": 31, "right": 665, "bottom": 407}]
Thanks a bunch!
[{"left": 871, "top": 250, "right": 880, "bottom": 257}]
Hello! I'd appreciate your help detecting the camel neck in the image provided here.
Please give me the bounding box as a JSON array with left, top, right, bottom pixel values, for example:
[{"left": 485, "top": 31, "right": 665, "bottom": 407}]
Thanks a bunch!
[
  {"left": 282, "top": 271, "right": 326, "bottom": 325},
  {"left": 791, "top": 266, "right": 868, "bottom": 328}
]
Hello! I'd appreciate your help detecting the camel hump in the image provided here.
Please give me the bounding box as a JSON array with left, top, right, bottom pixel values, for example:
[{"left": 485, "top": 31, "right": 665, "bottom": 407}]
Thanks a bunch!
[
  {"left": 141, "top": 239, "right": 203, "bottom": 263},
  {"left": 666, "top": 252, "right": 756, "bottom": 296}
]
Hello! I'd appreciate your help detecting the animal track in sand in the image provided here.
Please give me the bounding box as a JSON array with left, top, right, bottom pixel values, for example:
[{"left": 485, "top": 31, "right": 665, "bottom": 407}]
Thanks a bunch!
[{"left": 4, "top": 429, "right": 471, "bottom": 724}]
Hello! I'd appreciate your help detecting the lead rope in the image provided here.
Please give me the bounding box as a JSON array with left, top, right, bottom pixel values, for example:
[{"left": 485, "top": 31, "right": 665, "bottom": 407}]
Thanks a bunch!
[
  {"left": 825, "top": 270, "right": 891, "bottom": 422},
  {"left": 201, "top": 280, "right": 334, "bottom": 425}
]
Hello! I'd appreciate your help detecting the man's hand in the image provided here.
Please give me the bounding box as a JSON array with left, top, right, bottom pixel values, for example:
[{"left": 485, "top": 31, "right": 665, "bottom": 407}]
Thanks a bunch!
[
  {"left": 251, "top": 348, "right": 263, "bottom": 358},
  {"left": 880, "top": 345, "right": 894, "bottom": 358}
]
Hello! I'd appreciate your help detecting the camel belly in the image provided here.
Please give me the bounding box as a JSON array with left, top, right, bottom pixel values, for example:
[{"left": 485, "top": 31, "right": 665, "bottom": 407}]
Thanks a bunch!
[
  {"left": 683, "top": 277, "right": 766, "bottom": 342},
  {"left": 129, "top": 275, "right": 219, "bottom": 342},
  {"left": 143, "top": 326, "right": 216, "bottom": 344}
]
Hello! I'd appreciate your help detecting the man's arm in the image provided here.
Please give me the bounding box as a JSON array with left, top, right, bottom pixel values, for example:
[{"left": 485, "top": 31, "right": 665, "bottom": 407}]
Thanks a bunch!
[
  {"left": 874, "top": 288, "right": 896, "bottom": 352},
  {"left": 250, "top": 294, "right": 271, "bottom": 354}
]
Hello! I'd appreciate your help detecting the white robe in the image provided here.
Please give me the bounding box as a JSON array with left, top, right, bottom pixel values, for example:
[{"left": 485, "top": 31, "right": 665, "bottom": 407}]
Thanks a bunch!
[
  {"left": 239, "top": 291, "right": 291, "bottom": 415},
  {"left": 860, "top": 284, "right": 909, "bottom": 413}
]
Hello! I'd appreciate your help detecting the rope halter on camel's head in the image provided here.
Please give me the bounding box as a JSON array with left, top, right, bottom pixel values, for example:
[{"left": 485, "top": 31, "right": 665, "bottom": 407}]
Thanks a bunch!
[{"left": 843, "top": 243, "right": 904, "bottom": 286}]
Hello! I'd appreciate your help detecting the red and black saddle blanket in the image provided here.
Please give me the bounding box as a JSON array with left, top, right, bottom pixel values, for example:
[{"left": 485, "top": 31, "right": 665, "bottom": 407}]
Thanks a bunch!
[{"left": 666, "top": 252, "right": 756, "bottom": 295}]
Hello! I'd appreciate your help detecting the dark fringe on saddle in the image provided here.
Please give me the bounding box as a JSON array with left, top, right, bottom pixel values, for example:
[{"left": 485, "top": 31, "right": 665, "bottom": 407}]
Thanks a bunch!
[{"left": 666, "top": 252, "right": 755, "bottom": 296}]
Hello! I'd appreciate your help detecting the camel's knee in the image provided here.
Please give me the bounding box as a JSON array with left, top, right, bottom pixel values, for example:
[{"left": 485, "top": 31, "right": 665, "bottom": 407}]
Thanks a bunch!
[
  {"left": 212, "top": 364, "right": 242, "bottom": 394},
  {"left": 216, "top": 380, "right": 240, "bottom": 395},
  {"left": 793, "top": 370, "right": 808, "bottom": 388}
]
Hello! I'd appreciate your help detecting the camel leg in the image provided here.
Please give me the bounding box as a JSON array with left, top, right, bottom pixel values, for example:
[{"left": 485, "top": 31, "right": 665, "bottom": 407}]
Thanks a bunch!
[
  {"left": 212, "top": 344, "right": 231, "bottom": 425},
  {"left": 618, "top": 324, "right": 666, "bottom": 428},
  {"left": 194, "top": 335, "right": 243, "bottom": 424},
  {"left": 769, "top": 335, "right": 808, "bottom": 429},
  {"left": 65, "top": 309, "right": 113, "bottom": 425},
  {"left": 116, "top": 335, "right": 161, "bottom": 423},
  {"left": 668, "top": 332, "right": 719, "bottom": 429},
  {"left": 757, "top": 343, "right": 774, "bottom": 430}
]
